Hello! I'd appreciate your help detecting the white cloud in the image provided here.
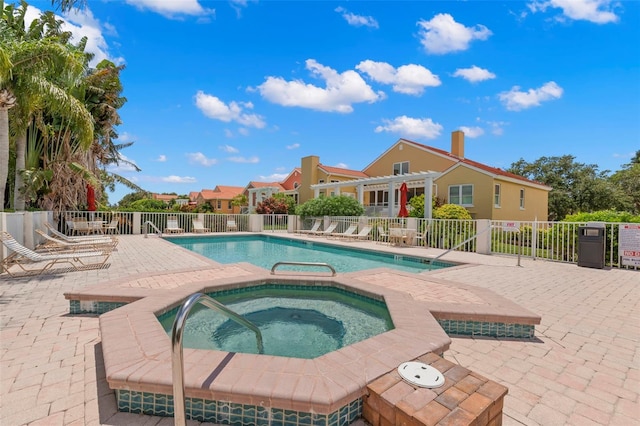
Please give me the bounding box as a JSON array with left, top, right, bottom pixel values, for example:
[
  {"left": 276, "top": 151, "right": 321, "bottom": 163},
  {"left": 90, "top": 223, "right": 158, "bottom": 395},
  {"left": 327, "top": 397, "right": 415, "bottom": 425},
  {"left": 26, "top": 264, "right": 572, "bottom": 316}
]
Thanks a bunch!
[
  {"left": 186, "top": 152, "right": 218, "bottom": 166},
  {"left": 259, "top": 173, "right": 288, "bottom": 181},
  {"left": 356, "top": 60, "right": 441, "bottom": 95},
  {"left": 528, "top": 0, "right": 619, "bottom": 24},
  {"left": 162, "top": 175, "right": 197, "bottom": 183},
  {"left": 156, "top": 155, "right": 167, "bottom": 162},
  {"left": 195, "top": 91, "right": 266, "bottom": 128},
  {"left": 459, "top": 126, "right": 485, "bottom": 138},
  {"left": 335, "top": 7, "right": 379, "bottom": 28},
  {"left": 219, "top": 145, "right": 239, "bottom": 153},
  {"left": 453, "top": 66, "right": 496, "bottom": 83},
  {"left": 286, "top": 143, "right": 300, "bottom": 150},
  {"left": 237, "top": 128, "right": 250, "bottom": 136},
  {"left": 125, "top": 0, "right": 214, "bottom": 18},
  {"left": 228, "top": 156, "right": 259, "bottom": 163},
  {"left": 417, "top": 13, "right": 492, "bottom": 54},
  {"left": 25, "top": 5, "right": 122, "bottom": 67},
  {"left": 486, "top": 121, "right": 508, "bottom": 136},
  {"left": 499, "top": 81, "right": 563, "bottom": 111},
  {"left": 117, "top": 131, "right": 135, "bottom": 143},
  {"left": 224, "top": 129, "right": 234, "bottom": 138},
  {"left": 334, "top": 163, "right": 349, "bottom": 169},
  {"left": 258, "top": 59, "right": 384, "bottom": 113},
  {"left": 374, "top": 116, "right": 443, "bottom": 139}
]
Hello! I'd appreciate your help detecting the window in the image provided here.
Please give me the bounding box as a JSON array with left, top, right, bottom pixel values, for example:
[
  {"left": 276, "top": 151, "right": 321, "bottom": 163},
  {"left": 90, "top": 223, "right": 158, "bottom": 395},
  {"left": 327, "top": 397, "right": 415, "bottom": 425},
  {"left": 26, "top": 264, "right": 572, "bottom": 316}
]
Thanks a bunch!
[
  {"left": 228, "top": 201, "right": 232, "bottom": 209},
  {"left": 393, "top": 162, "right": 409, "bottom": 175},
  {"left": 448, "top": 185, "right": 473, "bottom": 206},
  {"left": 217, "top": 200, "right": 222, "bottom": 209},
  {"left": 494, "top": 184, "right": 501, "bottom": 207},
  {"left": 519, "top": 189, "right": 525, "bottom": 209},
  {"left": 318, "top": 179, "right": 325, "bottom": 184}
]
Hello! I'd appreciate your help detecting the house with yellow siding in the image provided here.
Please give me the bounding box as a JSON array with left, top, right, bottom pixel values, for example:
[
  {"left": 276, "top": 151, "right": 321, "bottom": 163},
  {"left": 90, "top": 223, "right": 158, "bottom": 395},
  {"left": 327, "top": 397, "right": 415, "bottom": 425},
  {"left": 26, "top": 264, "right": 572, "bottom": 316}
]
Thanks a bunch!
[
  {"left": 196, "top": 186, "right": 245, "bottom": 213},
  {"left": 300, "top": 131, "right": 551, "bottom": 220}
]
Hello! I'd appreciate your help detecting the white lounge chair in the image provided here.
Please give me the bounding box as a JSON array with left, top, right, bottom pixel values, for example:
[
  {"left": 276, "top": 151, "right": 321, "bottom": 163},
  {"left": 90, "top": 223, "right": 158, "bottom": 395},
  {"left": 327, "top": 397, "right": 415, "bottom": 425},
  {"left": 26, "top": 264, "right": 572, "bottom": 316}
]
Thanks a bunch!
[
  {"left": 1, "top": 231, "right": 110, "bottom": 276},
  {"left": 328, "top": 224, "right": 358, "bottom": 239},
  {"left": 192, "top": 219, "right": 210, "bottom": 233},
  {"left": 35, "top": 229, "right": 117, "bottom": 252},
  {"left": 309, "top": 221, "right": 339, "bottom": 237},
  {"left": 348, "top": 226, "right": 372, "bottom": 241},
  {"left": 165, "top": 216, "right": 184, "bottom": 233},
  {"left": 45, "top": 223, "right": 117, "bottom": 245},
  {"left": 103, "top": 218, "right": 120, "bottom": 234},
  {"left": 377, "top": 226, "right": 389, "bottom": 244},
  {"left": 297, "top": 219, "right": 322, "bottom": 235}
]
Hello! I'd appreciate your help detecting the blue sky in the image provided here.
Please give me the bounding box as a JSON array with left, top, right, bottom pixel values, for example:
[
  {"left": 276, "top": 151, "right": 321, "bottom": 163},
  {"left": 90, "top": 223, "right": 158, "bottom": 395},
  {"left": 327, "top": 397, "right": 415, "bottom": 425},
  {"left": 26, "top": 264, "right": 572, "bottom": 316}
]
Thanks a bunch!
[{"left": 25, "top": 0, "right": 640, "bottom": 204}]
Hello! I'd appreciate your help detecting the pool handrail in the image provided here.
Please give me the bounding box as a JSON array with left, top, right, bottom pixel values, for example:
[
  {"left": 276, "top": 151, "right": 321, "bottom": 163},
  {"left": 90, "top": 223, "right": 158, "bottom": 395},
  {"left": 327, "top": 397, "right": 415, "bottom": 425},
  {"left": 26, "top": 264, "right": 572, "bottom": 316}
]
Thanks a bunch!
[
  {"left": 171, "top": 292, "right": 264, "bottom": 426},
  {"left": 270, "top": 261, "right": 337, "bottom": 276},
  {"left": 142, "top": 220, "right": 162, "bottom": 238}
]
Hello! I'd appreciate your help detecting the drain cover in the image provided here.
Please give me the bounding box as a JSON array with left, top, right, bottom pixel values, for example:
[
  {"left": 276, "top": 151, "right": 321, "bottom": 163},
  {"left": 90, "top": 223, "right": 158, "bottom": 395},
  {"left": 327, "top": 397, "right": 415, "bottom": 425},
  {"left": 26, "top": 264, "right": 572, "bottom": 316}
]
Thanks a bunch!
[{"left": 398, "top": 361, "right": 444, "bottom": 388}]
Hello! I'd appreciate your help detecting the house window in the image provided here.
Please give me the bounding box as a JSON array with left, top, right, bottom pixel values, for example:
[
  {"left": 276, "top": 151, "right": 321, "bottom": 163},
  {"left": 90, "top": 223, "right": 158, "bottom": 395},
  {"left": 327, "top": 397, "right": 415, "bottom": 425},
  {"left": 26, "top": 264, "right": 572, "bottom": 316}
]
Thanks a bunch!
[
  {"left": 393, "top": 162, "right": 409, "bottom": 175},
  {"left": 520, "top": 189, "right": 525, "bottom": 209},
  {"left": 494, "top": 184, "right": 501, "bottom": 207},
  {"left": 448, "top": 185, "right": 473, "bottom": 206},
  {"left": 318, "top": 179, "right": 325, "bottom": 184},
  {"left": 217, "top": 200, "right": 222, "bottom": 209},
  {"left": 228, "top": 201, "right": 232, "bottom": 209}
]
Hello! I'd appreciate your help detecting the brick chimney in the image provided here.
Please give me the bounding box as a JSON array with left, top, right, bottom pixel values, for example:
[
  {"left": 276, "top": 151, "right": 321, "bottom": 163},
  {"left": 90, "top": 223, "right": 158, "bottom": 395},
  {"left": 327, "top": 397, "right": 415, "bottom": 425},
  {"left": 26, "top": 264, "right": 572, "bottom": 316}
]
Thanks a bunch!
[{"left": 451, "top": 130, "right": 464, "bottom": 158}]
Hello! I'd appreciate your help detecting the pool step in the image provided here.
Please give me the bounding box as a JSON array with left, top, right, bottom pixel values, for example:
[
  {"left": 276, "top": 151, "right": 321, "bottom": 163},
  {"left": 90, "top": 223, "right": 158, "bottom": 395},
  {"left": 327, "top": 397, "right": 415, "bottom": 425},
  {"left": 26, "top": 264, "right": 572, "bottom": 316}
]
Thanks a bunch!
[{"left": 363, "top": 353, "right": 507, "bottom": 426}]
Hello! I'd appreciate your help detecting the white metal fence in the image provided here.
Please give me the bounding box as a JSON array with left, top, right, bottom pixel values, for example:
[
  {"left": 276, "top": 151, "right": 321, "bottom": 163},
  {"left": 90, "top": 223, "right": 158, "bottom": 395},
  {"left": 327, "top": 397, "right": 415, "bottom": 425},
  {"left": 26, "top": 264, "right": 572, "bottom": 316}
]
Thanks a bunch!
[{"left": 2, "top": 211, "right": 637, "bottom": 270}]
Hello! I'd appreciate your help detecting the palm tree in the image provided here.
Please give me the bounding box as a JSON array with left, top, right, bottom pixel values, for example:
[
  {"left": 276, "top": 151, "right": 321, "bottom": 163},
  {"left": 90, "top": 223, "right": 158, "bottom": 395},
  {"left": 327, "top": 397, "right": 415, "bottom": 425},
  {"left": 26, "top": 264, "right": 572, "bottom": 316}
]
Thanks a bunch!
[{"left": 1, "top": 2, "right": 94, "bottom": 210}]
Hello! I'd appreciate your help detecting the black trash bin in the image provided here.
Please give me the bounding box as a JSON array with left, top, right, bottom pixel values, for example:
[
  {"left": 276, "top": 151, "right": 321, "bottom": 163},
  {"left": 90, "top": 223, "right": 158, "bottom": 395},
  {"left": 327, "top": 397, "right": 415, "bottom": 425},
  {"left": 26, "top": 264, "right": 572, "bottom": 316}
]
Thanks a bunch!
[{"left": 577, "top": 225, "right": 605, "bottom": 269}]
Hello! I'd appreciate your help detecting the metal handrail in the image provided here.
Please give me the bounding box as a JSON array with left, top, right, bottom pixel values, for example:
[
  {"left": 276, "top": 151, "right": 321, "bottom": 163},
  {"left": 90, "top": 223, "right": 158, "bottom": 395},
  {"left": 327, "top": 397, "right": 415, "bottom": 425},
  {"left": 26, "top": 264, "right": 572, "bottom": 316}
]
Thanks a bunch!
[
  {"left": 428, "top": 225, "right": 493, "bottom": 270},
  {"left": 270, "top": 261, "right": 337, "bottom": 276},
  {"left": 142, "top": 220, "right": 162, "bottom": 238},
  {"left": 171, "top": 293, "right": 264, "bottom": 426}
]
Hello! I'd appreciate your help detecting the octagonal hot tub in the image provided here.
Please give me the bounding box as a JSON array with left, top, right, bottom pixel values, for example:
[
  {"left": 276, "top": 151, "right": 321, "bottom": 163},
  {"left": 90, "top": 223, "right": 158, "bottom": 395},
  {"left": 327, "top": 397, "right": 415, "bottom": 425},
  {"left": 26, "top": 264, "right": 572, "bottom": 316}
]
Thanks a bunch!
[{"left": 99, "top": 271, "right": 451, "bottom": 425}]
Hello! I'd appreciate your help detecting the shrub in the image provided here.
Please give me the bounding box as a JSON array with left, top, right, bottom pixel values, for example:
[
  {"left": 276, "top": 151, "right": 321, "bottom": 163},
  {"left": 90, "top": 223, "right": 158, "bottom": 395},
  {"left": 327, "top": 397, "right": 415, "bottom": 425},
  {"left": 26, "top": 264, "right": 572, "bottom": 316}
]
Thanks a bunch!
[
  {"left": 256, "top": 196, "right": 290, "bottom": 214},
  {"left": 295, "top": 195, "right": 365, "bottom": 217},
  {"left": 433, "top": 204, "right": 472, "bottom": 220}
]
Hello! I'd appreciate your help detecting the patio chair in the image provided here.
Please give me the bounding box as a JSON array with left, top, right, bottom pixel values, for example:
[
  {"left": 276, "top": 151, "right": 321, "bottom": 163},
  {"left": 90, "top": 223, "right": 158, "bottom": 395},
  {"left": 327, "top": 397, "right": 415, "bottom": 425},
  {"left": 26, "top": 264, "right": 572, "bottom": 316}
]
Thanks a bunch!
[
  {"left": 1, "top": 231, "right": 110, "bottom": 276},
  {"left": 35, "top": 229, "right": 117, "bottom": 252},
  {"left": 297, "top": 218, "right": 322, "bottom": 235},
  {"left": 72, "top": 220, "right": 91, "bottom": 235},
  {"left": 192, "top": 219, "right": 210, "bottom": 233},
  {"left": 376, "top": 226, "right": 389, "bottom": 244},
  {"left": 226, "top": 219, "right": 238, "bottom": 232},
  {"left": 389, "top": 227, "right": 408, "bottom": 247},
  {"left": 45, "top": 223, "right": 117, "bottom": 246},
  {"left": 103, "top": 218, "right": 120, "bottom": 234},
  {"left": 328, "top": 223, "right": 358, "bottom": 239},
  {"left": 165, "top": 216, "right": 184, "bottom": 234}
]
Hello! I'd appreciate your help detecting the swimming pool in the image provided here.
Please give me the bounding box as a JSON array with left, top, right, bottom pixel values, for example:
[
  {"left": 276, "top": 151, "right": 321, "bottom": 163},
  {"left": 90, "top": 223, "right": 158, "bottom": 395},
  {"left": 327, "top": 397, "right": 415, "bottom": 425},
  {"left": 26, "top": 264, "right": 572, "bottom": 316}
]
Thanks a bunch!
[
  {"left": 158, "top": 283, "right": 394, "bottom": 358},
  {"left": 166, "top": 234, "right": 453, "bottom": 273}
]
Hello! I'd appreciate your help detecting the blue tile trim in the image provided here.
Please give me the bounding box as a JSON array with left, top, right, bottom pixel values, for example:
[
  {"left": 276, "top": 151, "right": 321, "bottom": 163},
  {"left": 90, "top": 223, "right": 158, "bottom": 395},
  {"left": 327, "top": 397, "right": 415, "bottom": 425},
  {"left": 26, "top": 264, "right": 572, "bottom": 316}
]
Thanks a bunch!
[
  {"left": 69, "top": 299, "right": 126, "bottom": 314},
  {"left": 437, "top": 319, "right": 535, "bottom": 339},
  {"left": 115, "top": 390, "right": 362, "bottom": 426}
]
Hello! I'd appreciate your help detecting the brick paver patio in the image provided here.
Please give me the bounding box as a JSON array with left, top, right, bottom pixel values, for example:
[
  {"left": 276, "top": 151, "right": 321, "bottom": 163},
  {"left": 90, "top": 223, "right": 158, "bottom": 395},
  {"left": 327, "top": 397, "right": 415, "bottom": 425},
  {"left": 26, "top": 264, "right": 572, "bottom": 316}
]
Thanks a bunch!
[{"left": 1, "top": 234, "right": 638, "bottom": 425}]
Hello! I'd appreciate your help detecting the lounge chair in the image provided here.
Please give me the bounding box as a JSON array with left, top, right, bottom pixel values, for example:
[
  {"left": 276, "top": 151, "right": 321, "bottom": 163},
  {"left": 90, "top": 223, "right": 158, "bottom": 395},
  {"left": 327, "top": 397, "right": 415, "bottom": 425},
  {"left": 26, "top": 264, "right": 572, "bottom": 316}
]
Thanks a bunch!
[
  {"left": 348, "top": 225, "right": 372, "bottom": 241},
  {"left": 1, "top": 231, "right": 110, "bottom": 276},
  {"left": 226, "top": 219, "right": 238, "bottom": 232},
  {"left": 309, "top": 221, "right": 339, "bottom": 237},
  {"left": 35, "top": 229, "right": 117, "bottom": 252},
  {"left": 297, "top": 219, "right": 322, "bottom": 235},
  {"left": 165, "top": 217, "right": 184, "bottom": 234},
  {"left": 389, "top": 227, "right": 408, "bottom": 246},
  {"left": 45, "top": 223, "right": 117, "bottom": 246},
  {"left": 328, "top": 224, "right": 358, "bottom": 239},
  {"left": 192, "top": 219, "right": 210, "bottom": 233}
]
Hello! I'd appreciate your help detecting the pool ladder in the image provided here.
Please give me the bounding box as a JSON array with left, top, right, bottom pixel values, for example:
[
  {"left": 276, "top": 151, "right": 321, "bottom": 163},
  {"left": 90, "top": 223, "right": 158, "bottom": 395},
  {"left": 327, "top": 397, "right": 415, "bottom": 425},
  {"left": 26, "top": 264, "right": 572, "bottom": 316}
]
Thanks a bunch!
[
  {"left": 271, "top": 261, "right": 337, "bottom": 276},
  {"left": 171, "top": 293, "right": 264, "bottom": 426}
]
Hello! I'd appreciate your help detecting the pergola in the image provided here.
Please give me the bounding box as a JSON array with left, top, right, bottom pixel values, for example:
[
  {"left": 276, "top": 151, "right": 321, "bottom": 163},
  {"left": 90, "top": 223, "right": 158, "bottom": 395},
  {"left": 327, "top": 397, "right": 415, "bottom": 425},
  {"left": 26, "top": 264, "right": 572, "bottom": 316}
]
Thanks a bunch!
[{"left": 310, "top": 171, "right": 442, "bottom": 218}]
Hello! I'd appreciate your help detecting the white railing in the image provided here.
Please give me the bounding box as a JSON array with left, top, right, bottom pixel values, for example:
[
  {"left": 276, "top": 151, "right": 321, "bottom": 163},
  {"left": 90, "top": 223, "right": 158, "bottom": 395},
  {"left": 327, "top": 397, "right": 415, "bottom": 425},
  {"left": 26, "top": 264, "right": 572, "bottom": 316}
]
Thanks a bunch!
[{"left": 2, "top": 212, "right": 636, "bottom": 269}]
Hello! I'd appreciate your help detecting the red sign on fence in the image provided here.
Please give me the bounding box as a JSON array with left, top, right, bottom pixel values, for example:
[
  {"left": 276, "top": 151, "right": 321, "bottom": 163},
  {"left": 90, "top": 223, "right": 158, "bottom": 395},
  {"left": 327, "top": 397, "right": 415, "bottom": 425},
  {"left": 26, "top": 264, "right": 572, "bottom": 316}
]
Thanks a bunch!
[{"left": 619, "top": 224, "right": 640, "bottom": 267}]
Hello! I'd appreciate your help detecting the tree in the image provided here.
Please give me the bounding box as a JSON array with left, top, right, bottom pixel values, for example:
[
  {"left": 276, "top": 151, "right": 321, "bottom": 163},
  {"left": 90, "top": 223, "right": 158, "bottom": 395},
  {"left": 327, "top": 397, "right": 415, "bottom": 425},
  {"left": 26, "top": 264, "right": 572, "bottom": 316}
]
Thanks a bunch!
[
  {"left": 508, "top": 155, "right": 619, "bottom": 220},
  {"left": 1, "top": 2, "right": 94, "bottom": 210},
  {"left": 610, "top": 151, "right": 640, "bottom": 214},
  {"left": 255, "top": 196, "right": 289, "bottom": 214}
]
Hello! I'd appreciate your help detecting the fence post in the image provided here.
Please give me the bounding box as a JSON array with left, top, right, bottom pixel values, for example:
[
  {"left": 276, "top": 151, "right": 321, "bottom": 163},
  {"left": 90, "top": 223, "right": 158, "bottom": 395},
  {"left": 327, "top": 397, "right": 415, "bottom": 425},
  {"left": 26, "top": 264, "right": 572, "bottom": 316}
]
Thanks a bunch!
[
  {"left": 532, "top": 221, "right": 538, "bottom": 260},
  {"left": 288, "top": 215, "right": 298, "bottom": 233},
  {"left": 133, "top": 212, "right": 141, "bottom": 235},
  {"left": 476, "top": 219, "right": 492, "bottom": 255}
]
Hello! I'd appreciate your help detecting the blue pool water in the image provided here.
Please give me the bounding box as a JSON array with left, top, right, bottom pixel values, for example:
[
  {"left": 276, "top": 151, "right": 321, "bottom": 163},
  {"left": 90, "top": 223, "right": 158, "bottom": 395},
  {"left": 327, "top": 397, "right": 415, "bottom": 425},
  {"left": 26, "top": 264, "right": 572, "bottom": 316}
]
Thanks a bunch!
[
  {"left": 166, "top": 234, "right": 452, "bottom": 273},
  {"left": 158, "top": 284, "right": 394, "bottom": 358}
]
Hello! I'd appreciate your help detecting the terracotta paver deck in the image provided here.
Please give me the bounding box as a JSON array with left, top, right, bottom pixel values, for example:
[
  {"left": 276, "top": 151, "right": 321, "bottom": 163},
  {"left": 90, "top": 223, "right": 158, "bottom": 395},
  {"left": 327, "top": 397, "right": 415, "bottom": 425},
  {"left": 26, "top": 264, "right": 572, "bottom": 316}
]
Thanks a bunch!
[{"left": 1, "top": 234, "right": 639, "bottom": 425}]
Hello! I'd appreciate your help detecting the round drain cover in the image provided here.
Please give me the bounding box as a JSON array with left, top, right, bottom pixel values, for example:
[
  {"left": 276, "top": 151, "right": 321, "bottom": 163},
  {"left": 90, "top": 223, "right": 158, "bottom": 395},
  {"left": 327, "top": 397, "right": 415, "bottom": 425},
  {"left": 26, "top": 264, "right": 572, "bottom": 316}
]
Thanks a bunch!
[{"left": 397, "top": 361, "right": 444, "bottom": 388}]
